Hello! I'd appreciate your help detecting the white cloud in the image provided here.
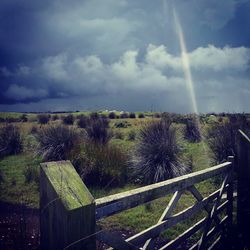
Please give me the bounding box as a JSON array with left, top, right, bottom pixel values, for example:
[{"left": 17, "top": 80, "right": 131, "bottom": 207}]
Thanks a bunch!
[
  {"left": 145, "top": 44, "right": 250, "bottom": 72},
  {"left": 189, "top": 45, "right": 250, "bottom": 71},
  {"left": 3, "top": 43, "right": 250, "bottom": 112},
  {"left": 42, "top": 54, "right": 68, "bottom": 81}
]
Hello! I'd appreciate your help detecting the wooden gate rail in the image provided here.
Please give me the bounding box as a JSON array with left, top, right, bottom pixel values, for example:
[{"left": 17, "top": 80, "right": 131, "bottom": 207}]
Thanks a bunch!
[
  {"left": 40, "top": 158, "right": 236, "bottom": 250},
  {"left": 96, "top": 161, "right": 232, "bottom": 220}
]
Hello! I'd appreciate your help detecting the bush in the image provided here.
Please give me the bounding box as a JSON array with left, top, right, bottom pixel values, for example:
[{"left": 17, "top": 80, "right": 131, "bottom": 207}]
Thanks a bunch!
[
  {"left": 63, "top": 114, "right": 75, "bottom": 125},
  {"left": 90, "top": 112, "right": 99, "bottom": 120},
  {"left": 6, "top": 117, "right": 20, "bottom": 123},
  {"left": 138, "top": 113, "right": 145, "bottom": 118},
  {"left": 0, "top": 169, "right": 4, "bottom": 183},
  {"left": 30, "top": 125, "right": 38, "bottom": 134},
  {"left": 120, "top": 112, "right": 129, "bottom": 119},
  {"left": 129, "top": 112, "right": 136, "bottom": 119},
  {"left": 85, "top": 117, "right": 112, "bottom": 145},
  {"left": 113, "top": 131, "right": 124, "bottom": 140},
  {"left": 108, "top": 112, "right": 116, "bottom": 119},
  {"left": 114, "top": 121, "right": 131, "bottom": 128},
  {"left": 0, "top": 124, "right": 23, "bottom": 158},
  {"left": 133, "top": 119, "right": 188, "bottom": 184},
  {"left": 184, "top": 116, "right": 201, "bottom": 143},
  {"left": 36, "top": 125, "right": 81, "bottom": 161},
  {"left": 24, "top": 165, "right": 39, "bottom": 184},
  {"left": 20, "top": 114, "right": 28, "bottom": 122},
  {"left": 128, "top": 130, "right": 136, "bottom": 141},
  {"left": 52, "top": 114, "right": 59, "bottom": 121},
  {"left": 37, "top": 114, "right": 50, "bottom": 124},
  {"left": 77, "top": 115, "right": 88, "bottom": 128},
  {"left": 77, "top": 143, "right": 128, "bottom": 187},
  {"left": 207, "top": 115, "right": 248, "bottom": 163},
  {"left": 154, "top": 113, "right": 161, "bottom": 118}
]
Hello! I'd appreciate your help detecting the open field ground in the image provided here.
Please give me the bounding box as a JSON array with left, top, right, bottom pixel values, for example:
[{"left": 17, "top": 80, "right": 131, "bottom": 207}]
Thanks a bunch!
[{"left": 0, "top": 111, "right": 249, "bottom": 249}]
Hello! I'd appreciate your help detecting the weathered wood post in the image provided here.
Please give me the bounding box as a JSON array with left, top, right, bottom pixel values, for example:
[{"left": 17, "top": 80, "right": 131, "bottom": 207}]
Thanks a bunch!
[
  {"left": 40, "top": 161, "right": 96, "bottom": 250},
  {"left": 237, "top": 130, "right": 250, "bottom": 248},
  {"left": 227, "top": 156, "right": 234, "bottom": 230}
]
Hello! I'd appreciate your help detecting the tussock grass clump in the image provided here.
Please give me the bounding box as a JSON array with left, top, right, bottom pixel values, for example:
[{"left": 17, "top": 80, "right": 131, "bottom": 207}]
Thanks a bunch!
[
  {"left": 0, "top": 169, "right": 4, "bottom": 183},
  {"left": 77, "top": 143, "right": 128, "bottom": 187},
  {"left": 207, "top": 114, "right": 248, "bottom": 163},
  {"left": 120, "top": 112, "right": 129, "bottom": 119},
  {"left": 36, "top": 125, "right": 81, "bottom": 161},
  {"left": 128, "top": 130, "right": 136, "bottom": 141},
  {"left": 0, "top": 124, "right": 23, "bottom": 158},
  {"left": 62, "top": 114, "right": 74, "bottom": 125},
  {"left": 129, "top": 112, "right": 136, "bottom": 119},
  {"left": 108, "top": 112, "right": 116, "bottom": 119},
  {"left": 114, "top": 121, "right": 131, "bottom": 128},
  {"left": 20, "top": 114, "right": 28, "bottom": 122},
  {"left": 77, "top": 115, "right": 88, "bottom": 128},
  {"left": 37, "top": 114, "right": 50, "bottom": 124},
  {"left": 138, "top": 113, "right": 145, "bottom": 118},
  {"left": 90, "top": 112, "right": 99, "bottom": 120},
  {"left": 52, "top": 114, "right": 59, "bottom": 121},
  {"left": 133, "top": 119, "right": 188, "bottom": 184},
  {"left": 184, "top": 116, "right": 201, "bottom": 143},
  {"left": 85, "top": 117, "right": 112, "bottom": 145},
  {"left": 113, "top": 131, "right": 124, "bottom": 140}
]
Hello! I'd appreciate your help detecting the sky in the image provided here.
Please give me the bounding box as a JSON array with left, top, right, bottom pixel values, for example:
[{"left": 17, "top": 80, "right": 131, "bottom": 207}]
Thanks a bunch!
[{"left": 0, "top": 0, "right": 250, "bottom": 113}]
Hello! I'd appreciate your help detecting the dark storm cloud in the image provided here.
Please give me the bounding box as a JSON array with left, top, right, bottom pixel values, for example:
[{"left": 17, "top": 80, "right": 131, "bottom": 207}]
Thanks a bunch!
[{"left": 0, "top": 0, "right": 250, "bottom": 112}]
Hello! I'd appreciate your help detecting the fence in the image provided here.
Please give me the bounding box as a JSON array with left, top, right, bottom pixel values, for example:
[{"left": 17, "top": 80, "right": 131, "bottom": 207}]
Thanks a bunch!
[{"left": 40, "top": 130, "right": 250, "bottom": 250}]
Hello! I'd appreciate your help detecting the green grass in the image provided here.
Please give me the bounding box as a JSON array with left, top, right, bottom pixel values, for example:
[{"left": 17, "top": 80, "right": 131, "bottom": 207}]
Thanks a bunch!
[
  {"left": 0, "top": 112, "right": 227, "bottom": 247},
  {"left": 0, "top": 153, "right": 41, "bottom": 208}
]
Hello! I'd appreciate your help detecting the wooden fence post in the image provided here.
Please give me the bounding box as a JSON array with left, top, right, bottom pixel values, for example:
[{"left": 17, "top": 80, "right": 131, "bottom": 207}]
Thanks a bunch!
[
  {"left": 237, "top": 130, "right": 250, "bottom": 248},
  {"left": 40, "top": 161, "right": 96, "bottom": 250},
  {"left": 227, "top": 156, "right": 234, "bottom": 230}
]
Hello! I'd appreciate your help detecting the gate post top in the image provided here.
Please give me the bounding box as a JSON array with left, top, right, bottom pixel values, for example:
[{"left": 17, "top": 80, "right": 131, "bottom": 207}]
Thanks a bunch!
[
  {"left": 41, "top": 161, "right": 94, "bottom": 210},
  {"left": 40, "top": 161, "right": 96, "bottom": 250},
  {"left": 40, "top": 160, "right": 94, "bottom": 210}
]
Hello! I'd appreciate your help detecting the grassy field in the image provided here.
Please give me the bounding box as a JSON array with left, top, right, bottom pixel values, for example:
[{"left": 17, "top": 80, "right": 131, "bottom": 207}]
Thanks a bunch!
[{"left": 0, "top": 111, "right": 229, "bottom": 244}]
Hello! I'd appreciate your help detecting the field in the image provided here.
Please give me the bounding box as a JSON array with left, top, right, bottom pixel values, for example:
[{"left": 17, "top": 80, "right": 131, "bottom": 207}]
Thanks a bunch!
[{"left": 0, "top": 111, "right": 248, "bottom": 248}]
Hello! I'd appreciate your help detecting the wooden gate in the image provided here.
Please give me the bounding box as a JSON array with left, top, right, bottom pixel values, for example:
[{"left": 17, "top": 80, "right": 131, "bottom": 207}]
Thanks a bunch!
[{"left": 40, "top": 130, "right": 250, "bottom": 250}]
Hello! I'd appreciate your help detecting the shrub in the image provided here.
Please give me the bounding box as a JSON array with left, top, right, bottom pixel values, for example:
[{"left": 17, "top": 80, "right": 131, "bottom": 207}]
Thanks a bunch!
[
  {"left": 138, "top": 113, "right": 145, "bottom": 118},
  {"left": 108, "top": 112, "right": 116, "bottom": 119},
  {"left": 0, "top": 124, "right": 23, "bottom": 158},
  {"left": 0, "top": 169, "right": 4, "bottom": 183},
  {"left": 114, "top": 121, "right": 131, "bottom": 128},
  {"left": 120, "top": 112, "right": 129, "bottom": 119},
  {"left": 63, "top": 114, "right": 75, "bottom": 125},
  {"left": 184, "top": 116, "right": 201, "bottom": 143},
  {"left": 207, "top": 115, "right": 248, "bottom": 163},
  {"left": 113, "top": 131, "right": 124, "bottom": 140},
  {"left": 154, "top": 113, "right": 161, "bottom": 118},
  {"left": 20, "top": 114, "right": 28, "bottom": 122},
  {"left": 52, "top": 114, "right": 59, "bottom": 121},
  {"left": 77, "top": 143, "right": 128, "bottom": 187},
  {"left": 133, "top": 119, "right": 188, "bottom": 184},
  {"left": 6, "top": 117, "right": 20, "bottom": 123},
  {"left": 128, "top": 130, "right": 136, "bottom": 141},
  {"left": 77, "top": 115, "right": 88, "bottom": 128},
  {"left": 90, "top": 112, "right": 99, "bottom": 120},
  {"left": 36, "top": 125, "right": 81, "bottom": 161},
  {"left": 24, "top": 165, "right": 39, "bottom": 184},
  {"left": 37, "top": 114, "right": 50, "bottom": 124},
  {"left": 85, "top": 117, "right": 112, "bottom": 145},
  {"left": 129, "top": 112, "right": 136, "bottom": 119},
  {"left": 30, "top": 125, "right": 38, "bottom": 134}
]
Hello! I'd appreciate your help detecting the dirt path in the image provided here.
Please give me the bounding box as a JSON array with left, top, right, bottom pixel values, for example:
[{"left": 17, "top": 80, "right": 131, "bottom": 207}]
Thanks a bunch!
[{"left": 0, "top": 202, "right": 39, "bottom": 250}]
